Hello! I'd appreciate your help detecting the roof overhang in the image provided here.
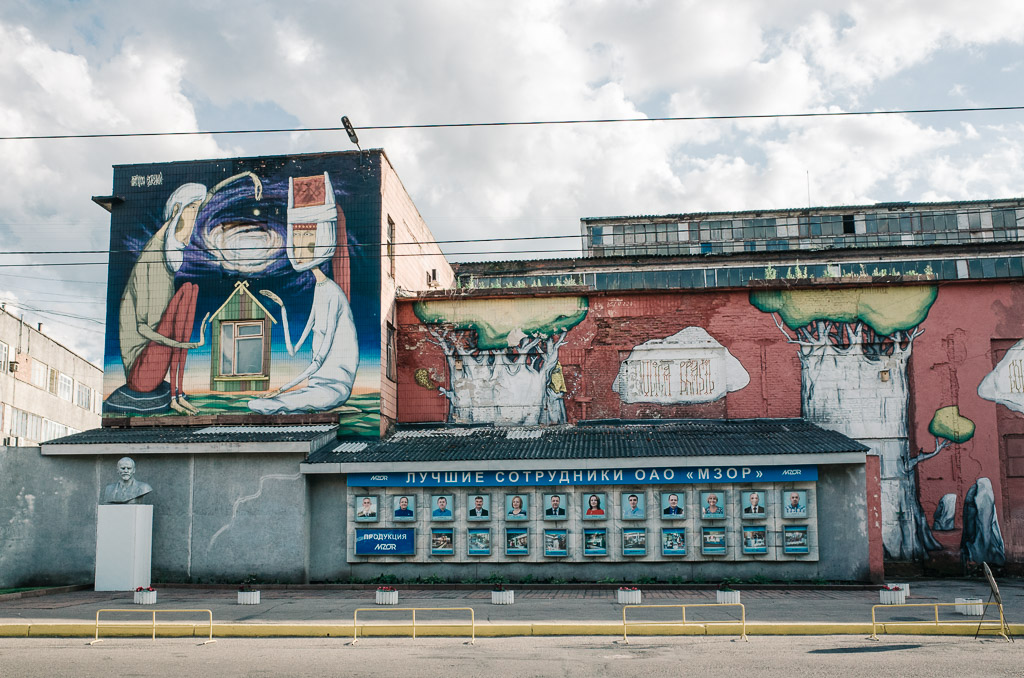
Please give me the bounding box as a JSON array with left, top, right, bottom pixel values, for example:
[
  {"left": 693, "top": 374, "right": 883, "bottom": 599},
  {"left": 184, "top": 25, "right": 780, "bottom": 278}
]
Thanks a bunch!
[{"left": 300, "top": 450, "right": 866, "bottom": 475}]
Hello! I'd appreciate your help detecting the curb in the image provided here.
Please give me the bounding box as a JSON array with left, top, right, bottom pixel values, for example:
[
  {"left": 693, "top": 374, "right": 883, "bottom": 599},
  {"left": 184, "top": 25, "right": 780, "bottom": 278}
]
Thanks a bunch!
[{"left": 3, "top": 622, "right": 1020, "bottom": 639}]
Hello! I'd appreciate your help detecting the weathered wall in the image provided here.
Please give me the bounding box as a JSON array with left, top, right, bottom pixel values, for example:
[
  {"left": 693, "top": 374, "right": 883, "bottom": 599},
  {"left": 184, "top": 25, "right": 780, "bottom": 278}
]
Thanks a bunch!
[
  {"left": 396, "top": 279, "right": 1024, "bottom": 568},
  {"left": 0, "top": 447, "right": 309, "bottom": 587},
  {"left": 0, "top": 446, "right": 99, "bottom": 587}
]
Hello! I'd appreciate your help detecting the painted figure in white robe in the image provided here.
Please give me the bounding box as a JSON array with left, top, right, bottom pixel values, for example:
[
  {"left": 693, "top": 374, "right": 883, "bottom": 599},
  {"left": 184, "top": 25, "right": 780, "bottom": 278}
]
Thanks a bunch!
[{"left": 248, "top": 172, "right": 358, "bottom": 414}]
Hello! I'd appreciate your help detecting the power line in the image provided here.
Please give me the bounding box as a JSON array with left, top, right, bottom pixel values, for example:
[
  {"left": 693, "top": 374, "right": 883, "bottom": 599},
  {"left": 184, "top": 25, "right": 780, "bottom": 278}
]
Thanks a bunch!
[{"left": 2, "top": 105, "right": 1023, "bottom": 141}]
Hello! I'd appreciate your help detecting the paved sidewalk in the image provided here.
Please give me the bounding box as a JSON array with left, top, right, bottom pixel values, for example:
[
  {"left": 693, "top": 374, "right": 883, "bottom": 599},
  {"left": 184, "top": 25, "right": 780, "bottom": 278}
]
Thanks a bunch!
[{"left": 1, "top": 580, "right": 1020, "bottom": 638}]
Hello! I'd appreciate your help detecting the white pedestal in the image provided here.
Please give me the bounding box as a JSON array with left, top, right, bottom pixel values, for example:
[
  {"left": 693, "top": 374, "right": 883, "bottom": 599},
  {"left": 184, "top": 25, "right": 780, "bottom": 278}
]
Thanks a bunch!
[{"left": 95, "top": 504, "right": 153, "bottom": 592}]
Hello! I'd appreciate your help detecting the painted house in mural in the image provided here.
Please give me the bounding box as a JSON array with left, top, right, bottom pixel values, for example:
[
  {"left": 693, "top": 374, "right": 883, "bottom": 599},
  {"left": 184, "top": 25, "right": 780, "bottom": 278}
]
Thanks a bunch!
[{"left": 209, "top": 281, "right": 276, "bottom": 393}]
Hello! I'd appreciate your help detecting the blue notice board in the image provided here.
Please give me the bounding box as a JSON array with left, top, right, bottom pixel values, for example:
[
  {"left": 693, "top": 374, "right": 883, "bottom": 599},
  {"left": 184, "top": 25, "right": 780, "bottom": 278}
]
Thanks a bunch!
[{"left": 355, "top": 528, "right": 416, "bottom": 556}]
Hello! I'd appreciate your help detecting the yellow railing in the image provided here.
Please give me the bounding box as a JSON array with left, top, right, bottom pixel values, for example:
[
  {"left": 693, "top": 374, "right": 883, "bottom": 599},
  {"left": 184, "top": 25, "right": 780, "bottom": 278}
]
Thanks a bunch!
[
  {"left": 622, "top": 603, "right": 747, "bottom": 643},
  {"left": 870, "top": 602, "right": 1010, "bottom": 642},
  {"left": 352, "top": 607, "right": 476, "bottom": 644},
  {"left": 89, "top": 609, "right": 216, "bottom": 645}
]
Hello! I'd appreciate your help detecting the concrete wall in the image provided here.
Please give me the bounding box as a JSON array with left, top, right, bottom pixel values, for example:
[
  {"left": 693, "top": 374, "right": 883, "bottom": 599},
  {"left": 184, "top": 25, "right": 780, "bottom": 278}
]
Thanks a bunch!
[
  {"left": 0, "top": 446, "right": 99, "bottom": 587},
  {"left": 1, "top": 446, "right": 309, "bottom": 588}
]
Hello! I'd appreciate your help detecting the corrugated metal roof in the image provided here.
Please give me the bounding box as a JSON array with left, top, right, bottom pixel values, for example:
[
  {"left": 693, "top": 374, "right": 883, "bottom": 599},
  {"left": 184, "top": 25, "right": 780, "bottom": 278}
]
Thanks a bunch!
[
  {"left": 309, "top": 419, "right": 867, "bottom": 465},
  {"left": 44, "top": 424, "right": 339, "bottom": 445}
]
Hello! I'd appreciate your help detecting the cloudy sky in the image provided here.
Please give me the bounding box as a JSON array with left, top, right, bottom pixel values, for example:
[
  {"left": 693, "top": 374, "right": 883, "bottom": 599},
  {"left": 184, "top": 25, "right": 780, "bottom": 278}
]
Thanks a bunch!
[{"left": 1, "top": 0, "right": 1023, "bottom": 365}]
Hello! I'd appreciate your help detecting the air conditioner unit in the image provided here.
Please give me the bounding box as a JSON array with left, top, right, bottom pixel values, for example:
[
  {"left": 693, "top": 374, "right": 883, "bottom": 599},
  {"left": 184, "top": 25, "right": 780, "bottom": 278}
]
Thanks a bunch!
[
  {"left": 8, "top": 360, "right": 18, "bottom": 373},
  {"left": 3, "top": 436, "right": 20, "bottom": 447}
]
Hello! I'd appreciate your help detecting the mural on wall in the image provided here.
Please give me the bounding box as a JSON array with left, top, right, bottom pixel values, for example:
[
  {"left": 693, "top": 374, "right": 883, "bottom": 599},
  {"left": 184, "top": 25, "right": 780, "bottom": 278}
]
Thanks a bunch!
[
  {"left": 750, "top": 286, "right": 939, "bottom": 560},
  {"left": 613, "top": 327, "right": 749, "bottom": 404},
  {"left": 961, "top": 477, "right": 1006, "bottom": 567},
  {"left": 978, "top": 339, "right": 1024, "bottom": 413},
  {"left": 102, "top": 155, "right": 381, "bottom": 435},
  {"left": 907, "top": 406, "right": 976, "bottom": 548},
  {"left": 413, "top": 297, "right": 587, "bottom": 425}
]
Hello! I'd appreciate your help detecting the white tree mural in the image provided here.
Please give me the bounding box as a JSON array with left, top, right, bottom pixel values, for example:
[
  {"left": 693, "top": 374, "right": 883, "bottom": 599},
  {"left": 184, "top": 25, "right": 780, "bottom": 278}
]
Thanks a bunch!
[
  {"left": 415, "top": 297, "right": 587, "bottom": 426},
  {"left": 751, "top": 286, "right": 939, "bottom": 560}
]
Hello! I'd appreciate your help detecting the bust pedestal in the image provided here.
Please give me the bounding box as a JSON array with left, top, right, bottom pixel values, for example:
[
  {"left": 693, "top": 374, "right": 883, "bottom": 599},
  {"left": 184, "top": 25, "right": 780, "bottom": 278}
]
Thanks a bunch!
[{"left": 94, "top": 504, "right": 153, "bottom": 591}]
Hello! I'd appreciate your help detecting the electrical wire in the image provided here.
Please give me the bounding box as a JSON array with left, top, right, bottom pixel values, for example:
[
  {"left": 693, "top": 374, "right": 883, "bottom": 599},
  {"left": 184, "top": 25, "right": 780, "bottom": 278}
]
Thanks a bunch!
[{"left": 2, "top": 105, "right": 1023, "bottom": 141}]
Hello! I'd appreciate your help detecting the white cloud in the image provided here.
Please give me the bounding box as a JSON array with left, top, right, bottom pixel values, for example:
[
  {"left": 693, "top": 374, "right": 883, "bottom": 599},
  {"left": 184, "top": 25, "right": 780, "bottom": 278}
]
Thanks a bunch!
[{"left": 2, "top": 1, "right": 1024, "bottom": 363}]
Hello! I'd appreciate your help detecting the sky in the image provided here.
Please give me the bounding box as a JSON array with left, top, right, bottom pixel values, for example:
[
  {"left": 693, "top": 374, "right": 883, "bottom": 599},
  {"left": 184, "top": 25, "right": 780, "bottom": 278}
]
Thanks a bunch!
[{"left": 1, "top": 0, "right": 1023, "bottom": 366}]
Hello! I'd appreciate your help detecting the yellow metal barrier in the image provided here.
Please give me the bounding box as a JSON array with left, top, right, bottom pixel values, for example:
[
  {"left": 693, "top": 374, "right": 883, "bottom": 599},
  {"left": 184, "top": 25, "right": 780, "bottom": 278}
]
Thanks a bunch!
[
  {"left": 89, "top": 609, "right": 216, "bottom": 645},
  {"left": 622, "top": 603, "right": 747, "bottom": 643},
  {"left": 352, "top": 607, "right": 476, "bottom": 645},
  {"left": 869, "top": 602, "right": 1010, "bottom": 642}
]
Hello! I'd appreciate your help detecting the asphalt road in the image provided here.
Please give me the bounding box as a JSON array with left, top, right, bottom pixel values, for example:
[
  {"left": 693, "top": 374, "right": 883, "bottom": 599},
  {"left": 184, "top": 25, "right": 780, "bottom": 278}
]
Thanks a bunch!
[{"left": 0, "top": 635, "right": 1019, "bottom": 678}]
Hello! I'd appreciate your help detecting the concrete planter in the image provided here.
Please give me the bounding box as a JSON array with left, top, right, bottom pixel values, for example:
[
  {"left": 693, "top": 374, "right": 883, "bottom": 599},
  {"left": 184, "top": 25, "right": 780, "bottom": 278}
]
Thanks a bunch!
[
  {"left": 491, "top": 590, "right": 515, "bottom": 605},
  {"left": 133, "top": 590, "right": 157, "bottom": 605},
  {"left": 375, "top": 589, "right": 399, "bottom": 605},
  {"left": 955, "top": 597, "right": 984, "bottom": 616},
  {"left": 617, "top": 589, "right": 642, "bottom": 605},
  {"left": 879, "top": 588, "right": 906, "bottom": 605},
  {"left": 889, "top": 583, "right": 910, "bottom": 596},
  {"left": 716, "top": 590, "right": 741, "bottom": 605},
  {"left": 237, "top": 590, "right": 261, "bottom": 605}
]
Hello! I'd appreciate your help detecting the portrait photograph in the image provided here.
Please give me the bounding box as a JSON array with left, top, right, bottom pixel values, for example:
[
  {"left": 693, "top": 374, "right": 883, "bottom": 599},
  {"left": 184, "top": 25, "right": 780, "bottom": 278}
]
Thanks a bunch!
[
  {"left": 582, "top": 493, "right": 607, "bottom": 520},
  {"left": 543, "top": 493, "right": 568, "bottom": 521},
  {"left": 660, "top": 492, "right": 685, "bottom": 519},
  {"left": 620, "top": 491, "right": 646, "bottom": 520},
  {"left": 782, "top": 490, "right": 808, "bottom": 518},
  {"left": 661, "top": 528, "right": 686, "bottom": 556},
  {"left": 742, "top": 525, "right": 768, "bottom": 554},
  {"left": 701, "top": 526, "right": 726, "bottom": 555},
  {"left": 354, "top": 495, "right": 378, "bottom": 522},
  {"left": 430, "top": 494, "right": 454, "bottom": 521},
  {"left": 741, "top": 490, "right": 766, "bottom": 519},
  {"left": 622, "top": 528, "right": 646, "bottom": 556},
  {"left": 468, "top": 528, "right": 491, "bottom": 556},
  {"left": 784, "top": 525, "right": 809, "bottom": 554},
  {"left": 544, "top": 529, "right": 568, "bottom": 557},
  {"left": 430, "top": 527, "right": 454, "bottom": 555},
  {"left": 700, "top": 491, "right": 726, "bottom": 519},
  {"left": 467, "top": 494, "right": 491, "bottom": 521},
  {"left": 392, "top": 495, "right": 416, "bottom": 522},
  {"left": 505, "top": 527, "right": 529, "bottom": 555},
  {"left": 505, "top": 494, "right": 529, "bottom": 521},
  {"left": 583, "top": 529, "right": 607, "bottom": 556}
]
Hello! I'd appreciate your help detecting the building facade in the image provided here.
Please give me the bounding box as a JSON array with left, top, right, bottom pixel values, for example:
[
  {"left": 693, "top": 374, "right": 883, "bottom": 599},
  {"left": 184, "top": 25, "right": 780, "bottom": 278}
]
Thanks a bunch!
[
  {"left": 5, "top": 181, "right": 1023, "bottom": 587},
  {"left": 0, "top": 306, "right": 101, "bottom": 445}
]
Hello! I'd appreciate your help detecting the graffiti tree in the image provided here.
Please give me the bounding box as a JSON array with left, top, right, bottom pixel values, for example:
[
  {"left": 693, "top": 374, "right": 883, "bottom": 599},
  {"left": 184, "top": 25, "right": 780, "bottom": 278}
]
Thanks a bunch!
[
  {"left": 750, "top": 286, "right": 938, "bottom": 560},
  {"left": 414, "top": 297, "right": 587, "bottom": 426}
]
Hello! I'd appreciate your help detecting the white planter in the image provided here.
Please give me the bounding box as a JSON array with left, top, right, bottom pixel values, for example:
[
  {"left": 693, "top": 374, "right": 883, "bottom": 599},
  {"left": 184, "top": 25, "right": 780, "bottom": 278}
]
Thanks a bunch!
[
  {"left": 617, "top": 589, "right": 642, "bottom": 605},
  {"left": 889, "top": 583, "right": 910, "bottom": 596},
  {"left": 716, "top": 590, "right": 741, "bottom": 605},
  {"left": 133, "top": 590, "right": 157, "bottom": 605},
  {"left": 237, "top": 590, "right": 261, "bottom": 605},
  {"left": 880, "top": 588, "right": 906, "bottom": 605},
  {"left": 375, "top": 589, "right": 399, "bottom": 605},
  {"left": 491, "top": 590, "right": 515, "bottom": 605},
  {"left": 955, "top": 597, "right": 984, "bottom": 616}
]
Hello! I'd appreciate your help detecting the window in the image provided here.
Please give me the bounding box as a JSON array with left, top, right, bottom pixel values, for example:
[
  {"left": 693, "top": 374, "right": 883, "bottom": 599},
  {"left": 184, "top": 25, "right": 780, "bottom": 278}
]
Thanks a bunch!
[
  {"left": 58, "top": 373, "right": 73, "bottom": 401},
  {"left": 992, "top": 209, "right": 1017, "bottom": 230},
  {"left": 0, "top": 341, "right": 7, "bottom": 373},
  {"left": 41, "top": 419, "right": 68, "bottom": 442},
  {"left": 386, "top": 322, "right": 396, "bottom": 381},
  {"left": 10, "top": 407, "right": 42, "bottom": 442},
  {"left": 76, "top": 383, "right": 92, "bottom": 409},
  {"left": 220, "top": 322, "right": 265, "bottom": 376},
  {"left": 30, "top": 360, "right": 48, "bottom": 389},
  {"left": 386, "top": 216, "right": 396, "bottom": 279},
  {"left": 842, "top": 214, "right": 855, "bottom": 234}
]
